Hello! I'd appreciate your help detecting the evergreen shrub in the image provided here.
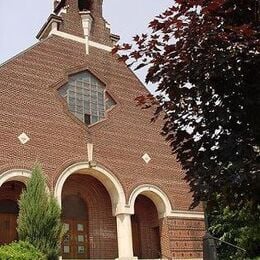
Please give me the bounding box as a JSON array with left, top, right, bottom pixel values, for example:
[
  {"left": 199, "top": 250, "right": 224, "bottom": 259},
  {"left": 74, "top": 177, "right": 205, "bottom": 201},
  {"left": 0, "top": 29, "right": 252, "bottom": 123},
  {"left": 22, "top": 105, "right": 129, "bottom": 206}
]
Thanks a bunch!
[
  {"left": 0, "top": 241, "right": 45, "bottom": 260},
  {"left": 17, "top": 164, "right": 64, "bottom": 260}
]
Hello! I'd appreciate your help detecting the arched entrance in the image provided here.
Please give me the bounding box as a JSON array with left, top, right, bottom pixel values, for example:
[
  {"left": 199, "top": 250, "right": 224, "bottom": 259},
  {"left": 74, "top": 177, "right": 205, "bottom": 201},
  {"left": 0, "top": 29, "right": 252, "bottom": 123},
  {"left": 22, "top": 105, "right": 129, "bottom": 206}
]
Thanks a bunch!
[
  {"left": 132, "top": 195, "right": 161, "bottom": 259},
  {"left": 61, "top": 173, "right": 118, "bottom": 259},
  {"left": 55, "top": 162, "right": 126, "bottom": 215},
  {"left": 129, "top": 184, "right": 173, "bottom": 259},
  {"left": 0, "top": 181, "right": 25, "bottom": 245}
]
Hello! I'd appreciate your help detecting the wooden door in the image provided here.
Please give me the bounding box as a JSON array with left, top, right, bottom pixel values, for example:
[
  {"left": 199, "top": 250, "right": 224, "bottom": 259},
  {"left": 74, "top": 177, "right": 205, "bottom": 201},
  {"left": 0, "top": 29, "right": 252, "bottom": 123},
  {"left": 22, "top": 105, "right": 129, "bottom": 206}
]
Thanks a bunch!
[
  {"left": 62, "top": 219, "right": 89, "bottom": 259},
  {"left": 152, "top": 226, "right": 161, "bottom": 258},
  {"left": 0, "top": 213, "right": 18, "bottom": 245},
  {"left": 131, "top": 215, "right": 142, "bottom": 258}
]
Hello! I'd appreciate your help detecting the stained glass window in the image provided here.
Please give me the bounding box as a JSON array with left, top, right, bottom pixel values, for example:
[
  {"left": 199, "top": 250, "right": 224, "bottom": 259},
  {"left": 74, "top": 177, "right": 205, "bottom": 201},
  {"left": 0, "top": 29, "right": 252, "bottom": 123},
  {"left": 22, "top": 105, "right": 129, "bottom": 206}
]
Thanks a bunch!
[{"left": 59, "top": 71, "right": 116, "bottom": 125}]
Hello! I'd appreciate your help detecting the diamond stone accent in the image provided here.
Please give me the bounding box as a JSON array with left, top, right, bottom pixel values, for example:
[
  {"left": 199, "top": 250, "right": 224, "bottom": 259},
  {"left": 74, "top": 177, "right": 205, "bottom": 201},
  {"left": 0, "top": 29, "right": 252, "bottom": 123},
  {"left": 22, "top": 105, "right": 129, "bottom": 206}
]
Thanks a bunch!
[
  {"left": 18, "top": 133, "right": 30, "bottom": 144},
  {"left": 142, "top": 153, "right": 151, "bottom": 164}
]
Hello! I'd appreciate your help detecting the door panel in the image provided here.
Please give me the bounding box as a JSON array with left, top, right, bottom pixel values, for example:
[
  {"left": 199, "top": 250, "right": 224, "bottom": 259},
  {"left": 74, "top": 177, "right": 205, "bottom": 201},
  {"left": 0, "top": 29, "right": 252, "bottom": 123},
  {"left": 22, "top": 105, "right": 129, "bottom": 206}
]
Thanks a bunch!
[
  {"left": 62, "top": 219, "right": 88, "bottom": 259},
  {"left": 0, "top": 213, "right": 18, "bottom": 245}
]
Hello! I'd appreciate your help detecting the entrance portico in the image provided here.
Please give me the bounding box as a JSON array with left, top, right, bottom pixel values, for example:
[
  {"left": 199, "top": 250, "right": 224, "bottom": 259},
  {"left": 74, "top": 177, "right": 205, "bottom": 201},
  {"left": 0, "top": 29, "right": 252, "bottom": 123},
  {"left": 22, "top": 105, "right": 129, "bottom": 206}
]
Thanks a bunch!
[{"left": 0, "top": 164, "right": 199, "bottom": 260}]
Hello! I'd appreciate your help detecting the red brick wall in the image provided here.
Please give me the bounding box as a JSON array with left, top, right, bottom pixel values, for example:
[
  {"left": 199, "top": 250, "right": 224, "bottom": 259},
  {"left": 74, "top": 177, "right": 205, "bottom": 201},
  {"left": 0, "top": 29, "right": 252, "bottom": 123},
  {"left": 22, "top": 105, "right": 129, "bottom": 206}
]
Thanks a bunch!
[
  {"left": 62, "top": 174, "right": 118, "bottom": 259},
  {"left": 160, "top": 217, "right": 172, "bottom": 259},
  {"left": 168, "top": 218, "right": 204, "bottom": 259},
  {"left": 0, "top": 35, "right": 197, "bottom": 211}
]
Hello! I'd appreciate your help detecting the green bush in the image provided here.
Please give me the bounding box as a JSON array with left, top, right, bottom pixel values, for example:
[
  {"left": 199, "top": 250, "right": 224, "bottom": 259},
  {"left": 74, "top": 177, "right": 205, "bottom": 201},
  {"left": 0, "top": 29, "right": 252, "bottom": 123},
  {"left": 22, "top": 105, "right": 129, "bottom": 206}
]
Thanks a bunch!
[{"left": 0, "top": 241, "right": 46, "bottom": 260}]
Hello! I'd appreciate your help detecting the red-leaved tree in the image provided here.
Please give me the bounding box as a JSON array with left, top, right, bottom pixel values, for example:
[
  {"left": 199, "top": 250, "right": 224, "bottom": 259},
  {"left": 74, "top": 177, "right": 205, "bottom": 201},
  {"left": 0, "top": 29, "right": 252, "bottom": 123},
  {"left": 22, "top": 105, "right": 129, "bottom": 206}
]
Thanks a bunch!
[{"left": 114, "top": 0, "right": 260, "bottom": 211}]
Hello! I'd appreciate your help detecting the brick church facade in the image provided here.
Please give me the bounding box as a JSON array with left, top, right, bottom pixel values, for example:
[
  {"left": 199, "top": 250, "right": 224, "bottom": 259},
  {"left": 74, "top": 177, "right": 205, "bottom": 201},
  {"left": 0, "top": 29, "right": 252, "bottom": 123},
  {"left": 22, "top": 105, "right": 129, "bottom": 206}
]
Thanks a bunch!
[{"left": 0, "top": 1, "right": 205, "bottom": 259}]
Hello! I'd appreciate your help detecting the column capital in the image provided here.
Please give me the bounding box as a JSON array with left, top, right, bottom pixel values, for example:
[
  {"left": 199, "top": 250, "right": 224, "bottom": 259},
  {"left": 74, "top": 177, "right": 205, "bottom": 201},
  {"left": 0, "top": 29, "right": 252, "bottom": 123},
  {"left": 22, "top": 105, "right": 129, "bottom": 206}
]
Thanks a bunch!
[{"left": 114, "top": 206, "right": 133, "bottom": 216}]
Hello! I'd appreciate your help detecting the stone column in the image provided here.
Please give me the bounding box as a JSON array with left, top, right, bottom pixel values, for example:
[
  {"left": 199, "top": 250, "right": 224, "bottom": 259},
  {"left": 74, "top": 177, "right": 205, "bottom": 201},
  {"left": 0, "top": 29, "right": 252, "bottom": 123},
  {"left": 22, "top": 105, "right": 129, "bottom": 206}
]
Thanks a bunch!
[{"left": 116, "top": 213, "right": 137, "bottom": 260}]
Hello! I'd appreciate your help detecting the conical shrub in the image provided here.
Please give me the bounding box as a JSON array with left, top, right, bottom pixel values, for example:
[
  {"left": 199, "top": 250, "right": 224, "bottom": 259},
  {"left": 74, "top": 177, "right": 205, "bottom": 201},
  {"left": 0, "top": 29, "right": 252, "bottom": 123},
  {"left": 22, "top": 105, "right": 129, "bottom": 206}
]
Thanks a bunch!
[{"left": 17, "top": 164, "right": 64, "bottom": 260}]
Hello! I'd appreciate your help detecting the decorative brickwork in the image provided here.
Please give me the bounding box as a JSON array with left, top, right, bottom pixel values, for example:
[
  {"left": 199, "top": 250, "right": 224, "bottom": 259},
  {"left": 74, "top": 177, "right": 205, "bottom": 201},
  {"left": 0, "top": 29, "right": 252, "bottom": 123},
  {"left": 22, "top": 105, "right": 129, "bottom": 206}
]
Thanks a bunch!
[
  {"left": 168, "top": 218, "right": 205, "bottom": 259},
  {"left": 159, "top": 218, "right": 172, "bottom": 259}
]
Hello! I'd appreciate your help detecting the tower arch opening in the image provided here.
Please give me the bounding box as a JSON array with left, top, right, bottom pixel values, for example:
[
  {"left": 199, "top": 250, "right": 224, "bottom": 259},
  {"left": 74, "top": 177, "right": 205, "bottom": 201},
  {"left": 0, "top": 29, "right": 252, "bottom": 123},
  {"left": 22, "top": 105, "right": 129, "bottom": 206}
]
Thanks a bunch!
[{"left": 78, "top": 0, "right": 92, "bottom": 11}]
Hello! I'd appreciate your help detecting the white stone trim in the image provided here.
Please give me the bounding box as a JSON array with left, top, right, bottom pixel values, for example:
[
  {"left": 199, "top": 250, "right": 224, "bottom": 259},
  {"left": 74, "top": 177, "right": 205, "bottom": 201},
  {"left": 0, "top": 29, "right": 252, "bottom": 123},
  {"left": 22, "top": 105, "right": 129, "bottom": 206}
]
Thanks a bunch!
[
  {"left": 89, "top": 40, "right": 112, "bottom": 52},
  {"left": 170, "top": 210, "right": 205, "bottom": 219},
  {"left": 54, "top": 162, "right": 126, "bottom": 216},
  {"left": 50, "top": 31, "right": 112, "bottom": 52},
  {"left": 0, "top": 169, "right": 31, "bottom": 187},
  {"left": 80, "top": 11, "right": 93, "bottom": 54},
  {"left": 128, "top": 184, "right": 173, "bottom": 219},
  {"left": 51, "top": 31, "right": 85, "bottom": 43},
  {"left": 128, "top": 184, "right": 204, "bottom": 220}
]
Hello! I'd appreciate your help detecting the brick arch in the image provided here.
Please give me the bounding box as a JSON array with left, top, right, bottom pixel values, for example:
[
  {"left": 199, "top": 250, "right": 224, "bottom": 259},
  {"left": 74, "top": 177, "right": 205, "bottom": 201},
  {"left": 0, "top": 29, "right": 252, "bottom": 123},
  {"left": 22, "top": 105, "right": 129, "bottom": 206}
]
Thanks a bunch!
[
  {"left": 0, "top": 169, "right": 31, "bottom": 187},
  {"left": 128, "top": 184, "right": 173, "bottom": 219},
  {"left": 54, "top": 162, "right": 126, "bottom": 216}
]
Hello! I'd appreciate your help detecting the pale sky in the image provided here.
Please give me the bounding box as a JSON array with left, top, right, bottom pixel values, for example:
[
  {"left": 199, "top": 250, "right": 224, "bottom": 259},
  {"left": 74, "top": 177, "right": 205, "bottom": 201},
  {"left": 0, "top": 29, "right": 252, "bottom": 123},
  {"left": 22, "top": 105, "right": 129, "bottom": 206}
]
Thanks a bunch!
[{"left": 0, "top": 1, "right": 173, "bottom": 89}]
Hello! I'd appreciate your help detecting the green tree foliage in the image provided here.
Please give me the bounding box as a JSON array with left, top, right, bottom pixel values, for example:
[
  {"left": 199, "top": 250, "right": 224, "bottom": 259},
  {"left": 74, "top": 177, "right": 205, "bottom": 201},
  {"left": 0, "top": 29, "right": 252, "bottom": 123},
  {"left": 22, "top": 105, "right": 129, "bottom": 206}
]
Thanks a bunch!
[
  {"left": 208, "top": 200, "right": 260, "bottom": 258},
  {"left": 0, "top": 241, "right": 45, "bottom": 260},
  {"left": 115, "top": 0, "right": 260, "bottom": 210},
  {"left": 17, "top": 165, "right": 64, "bottom": 260},
  {"left": 114, "top": 0, "right": 260, "bottom": 257}
]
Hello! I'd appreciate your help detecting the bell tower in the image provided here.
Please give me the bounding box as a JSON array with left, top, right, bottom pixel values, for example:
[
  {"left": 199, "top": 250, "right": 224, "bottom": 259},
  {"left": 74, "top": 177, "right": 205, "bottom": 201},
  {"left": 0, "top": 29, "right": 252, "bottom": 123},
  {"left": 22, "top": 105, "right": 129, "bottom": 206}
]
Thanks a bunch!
[{"left": 37, "top": 0, "right": 119, "bottom": 53}]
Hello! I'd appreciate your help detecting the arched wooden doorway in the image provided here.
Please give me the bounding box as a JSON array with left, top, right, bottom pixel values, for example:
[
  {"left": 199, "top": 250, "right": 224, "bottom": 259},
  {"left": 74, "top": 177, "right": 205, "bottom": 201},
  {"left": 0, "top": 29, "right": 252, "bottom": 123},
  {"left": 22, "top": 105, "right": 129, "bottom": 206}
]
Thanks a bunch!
[
  {"left": 132, "top": 195, "right": 161, "bottom": 259},
  {"left": 0, "top": 181, "right": 25, "bottom": 245},
  {"left": 61, "top": 174, "right": 118, "bottom": 259}
]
